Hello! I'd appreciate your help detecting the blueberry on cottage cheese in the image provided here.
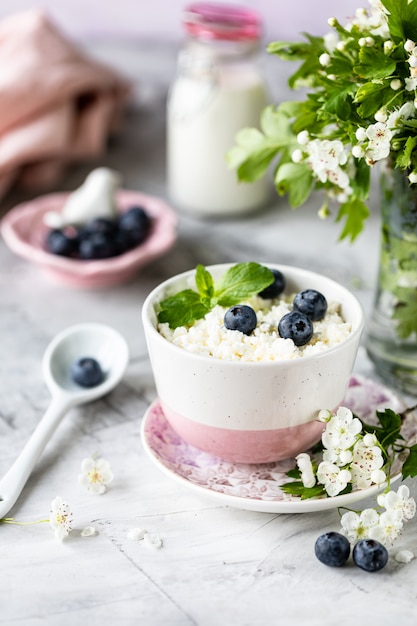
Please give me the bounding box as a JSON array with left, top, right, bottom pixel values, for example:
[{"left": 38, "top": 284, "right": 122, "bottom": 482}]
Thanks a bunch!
[
  {"left": 293, "top": 289, "right": 327, "bottom": 321},
  {"left": 258, "top": 268, "right": 286, "bottom": 299},
  {"left": 314, "top": 532, "right": 351, "bottom": 567},
  {"left": 224, "top": 305, "right": 257, "bottom": 335},
  {"left": 278, "top": 311, "right": 313, "bottom": 346},
  {"left": 352, "top": 539, "right": 388, "bottom": 572},
  {"left": 71, "top": 357, "right": 104, "bottom": 388}
]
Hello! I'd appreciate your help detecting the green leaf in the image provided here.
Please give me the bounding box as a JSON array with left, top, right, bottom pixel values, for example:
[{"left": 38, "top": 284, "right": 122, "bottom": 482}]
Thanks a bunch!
[
  {"left": 382, "top": 0, "right": 417, "bottom": 42},
  {"left": 195, "top": 264, "right": 214, "bottom": 305},
  {"left": 227, "top": 125, "right": 282, "bottom": 182},
  {"left": 401, "top": 444, "right": 417, "bottom": 480},
  {"left": 336, "top": 198, "right": 370, "bottom": 242},
  {"left": 355, "top": 82, "right": 391, "bottom": 118},
  {"left": 280, "top": 481, "right": 327, "bottom": 500},
  {"left": 214, "top": 262, "right": 274, "bottom": 307},
  {"left": 267, "top": 40, "right": 314, "bottom": 61},
  {"left": 322, "top": 84, "right": 354, "bottom": 120},
  {"left": 354, "top": 47, "right": 397, "bottom": 79},
  {"left": 157, "top": 290, "right": 210, "bottom": 329},
  {"left": 260, "top": 106, "right": 294, "bottom": 144},
  {"left": 275, "top": 163, "right": 314, "bottom": 207},
  {"left": 237, "top": 146, "right": 280, "bottom": 182},
  {"left": 396, "top": 136, "right": 417, "bottom": 169}
]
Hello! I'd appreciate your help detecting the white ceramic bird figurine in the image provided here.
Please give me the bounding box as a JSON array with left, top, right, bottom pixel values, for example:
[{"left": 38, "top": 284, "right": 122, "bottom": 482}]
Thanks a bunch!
[{"left": 44, "top": 167, "right": 122, "bottom": 228}]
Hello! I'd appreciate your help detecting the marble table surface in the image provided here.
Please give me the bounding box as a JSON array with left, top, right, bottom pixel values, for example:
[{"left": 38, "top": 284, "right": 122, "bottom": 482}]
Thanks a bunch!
[{"left": 1, "top": 40, "right": 417, "bottom": 626}]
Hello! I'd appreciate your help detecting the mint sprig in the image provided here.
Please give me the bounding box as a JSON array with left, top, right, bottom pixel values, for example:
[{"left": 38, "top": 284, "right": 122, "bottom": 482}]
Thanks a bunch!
[{"left": 157, "top": 262, "right": 274, "bottom": 329}]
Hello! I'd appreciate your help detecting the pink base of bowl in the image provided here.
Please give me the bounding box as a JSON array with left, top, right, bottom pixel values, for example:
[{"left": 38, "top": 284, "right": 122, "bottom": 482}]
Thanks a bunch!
[{"left": 161, "top": 401, "right": 325, "bottom": 464}]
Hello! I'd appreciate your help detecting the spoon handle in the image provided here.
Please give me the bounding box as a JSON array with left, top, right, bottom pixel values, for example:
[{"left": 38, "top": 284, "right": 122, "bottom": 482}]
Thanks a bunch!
[{"left": 0, "top": 395, "right": 71, "bottom": 519}]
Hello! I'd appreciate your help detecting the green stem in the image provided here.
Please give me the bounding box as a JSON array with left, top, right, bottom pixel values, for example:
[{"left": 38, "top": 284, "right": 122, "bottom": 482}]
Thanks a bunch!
[{"left": 0, "top": 517, "right": 50, "bottom": 525}]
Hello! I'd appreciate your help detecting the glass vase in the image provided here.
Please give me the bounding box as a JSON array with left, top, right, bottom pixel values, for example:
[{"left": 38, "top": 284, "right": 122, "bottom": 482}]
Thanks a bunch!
[{"left": 366, "top": 163, "right": 417, "bottom": 395}]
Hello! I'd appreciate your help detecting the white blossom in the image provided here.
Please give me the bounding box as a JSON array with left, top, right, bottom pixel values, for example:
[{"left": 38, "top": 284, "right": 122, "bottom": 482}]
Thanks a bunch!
[
  {"left": 317, "top": 461, "right": 351, "bottom": 496},
  {"left": 296, "top": 452, "right": 316, "bottom": 488},
  {"left": 321, "top": 406, "right": 362, "bottom": 451},
  {"left": 378, "top": 485, "right": 417, "bottom": 521},
  {"left": 127, "top": 527, "right": 147, "bottom": 541},
  {"left": 79, "top": 457, "right": 114, "bottom": 495},
  {"left": 409, "top": 171, "right": 417, "bottom": 184},
  {"left": 350, "top": 438, "right": 384, "bottom": 489},
  {"left": 49, "top": 497, "right": 74, "bottom": 541},
  {"left": 365, "top": 122, "right": 392, "bottom": 161},
  {"left": 369, "top": 510, "right": 404, "bottom": 545},
  {"left": 341, "top": 508, "right": 380, "bottom": 543},
  {"left": 405, "top": 39, "right": 415, "bottom": 53}
]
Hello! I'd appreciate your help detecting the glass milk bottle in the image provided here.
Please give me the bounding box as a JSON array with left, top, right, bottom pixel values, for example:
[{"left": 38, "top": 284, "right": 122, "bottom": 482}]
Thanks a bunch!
[{"left": 167, "top": 2, "right": 270, "bottom": 216}]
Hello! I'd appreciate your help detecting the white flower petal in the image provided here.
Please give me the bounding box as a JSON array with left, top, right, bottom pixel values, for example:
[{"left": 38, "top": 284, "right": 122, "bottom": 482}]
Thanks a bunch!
[
  {"left": 127, "top": 527, "right": 147, "bottom": 541},
  {"left": 81, "top": 526, "right": 97, "bottom": 537},
  {"left": 143, "top": 533, "right": 163, "bottom": 549},
  {"left": 395, "top": 549, "right": 414, "bottom": 563}
]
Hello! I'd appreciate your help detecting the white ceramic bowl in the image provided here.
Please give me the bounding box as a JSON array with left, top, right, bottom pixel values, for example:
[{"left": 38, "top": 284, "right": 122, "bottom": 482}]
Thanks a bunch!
[{"left": 142, "top": 263, "right": 364, "bottom": 463}]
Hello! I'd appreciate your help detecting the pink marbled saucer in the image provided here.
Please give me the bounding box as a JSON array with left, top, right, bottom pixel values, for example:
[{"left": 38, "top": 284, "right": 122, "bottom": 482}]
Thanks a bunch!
[
  {"left": 141, "top": 375, "right": 416, "bottom": 513},
  {"left": 0, "top": 189, "right": 177, "bottom": 288}
]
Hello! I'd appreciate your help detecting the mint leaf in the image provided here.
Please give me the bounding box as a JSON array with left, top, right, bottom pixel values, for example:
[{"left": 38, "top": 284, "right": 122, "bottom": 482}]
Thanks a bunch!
[
  {"left": 195, "top": 264, "right": 214, "bottom": 306},
  {"left": 157, "top": 263, "right": 275, "bottom": 329},
  {"left": 157, "top": 290, "right": 209, "bottom": 329},
  {"left": 214, "top": 262, "right": 274, "bottom": 307},
  {"left": 401, "top": 444, "right": 417, "bottom": 480}
]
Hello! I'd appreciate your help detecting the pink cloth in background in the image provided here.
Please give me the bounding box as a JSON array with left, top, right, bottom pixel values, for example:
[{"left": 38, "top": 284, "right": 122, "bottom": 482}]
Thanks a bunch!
[{"left": 0, "top": 9, "right": 131, "bottom": 199}]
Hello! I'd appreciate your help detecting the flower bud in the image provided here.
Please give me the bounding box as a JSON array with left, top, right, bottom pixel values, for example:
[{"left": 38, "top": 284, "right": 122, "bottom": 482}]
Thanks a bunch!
[
  {"left": 404, "top": 39, "right": 415, "bottom": 53},
  {"left": 296, "top": 130, "right": 309, "bottom": 145},
  {"left": 375, "top": 109, "right": 388, "bottom": 123},
  {"left": 384, "top": 40, "right": 394, "bottom": 54},
  {"left": 319, "top": 52, "right": 331, "bottom": 67},
  {"left": 327, "top": 17, "right": 337, "bottom": 27},
  {"left": 292, "top": 149, "right": 303, "bottom": 163},
  {"left": 352, "top": 145, "right": 365, "bottom": 158},
  {"left": 355, "top": 127, "right": 367, "bottom": 141},
  {"left": 390, "top": 78, "right": 402, "bottom": 90},
  {"left": 409, "top": 171, "right": 417, "bottom": 184}
]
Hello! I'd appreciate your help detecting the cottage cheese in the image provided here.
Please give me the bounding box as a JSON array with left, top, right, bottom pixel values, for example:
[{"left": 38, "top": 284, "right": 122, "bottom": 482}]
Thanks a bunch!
[{"left": 158, "top": 294, "right": 352, "bottom": 362}]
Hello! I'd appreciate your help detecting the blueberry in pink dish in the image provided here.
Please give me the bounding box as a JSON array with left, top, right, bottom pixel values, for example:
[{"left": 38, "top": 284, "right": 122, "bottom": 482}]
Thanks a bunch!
[{"left": 0, "top": 170, "right": 177, "bottom": 289}]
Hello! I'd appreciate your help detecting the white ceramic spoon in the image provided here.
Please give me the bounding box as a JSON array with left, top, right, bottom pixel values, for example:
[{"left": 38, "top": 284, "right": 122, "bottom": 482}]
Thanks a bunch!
[{"left": 0, "top": 323, "right": 129, "bottom": 518}]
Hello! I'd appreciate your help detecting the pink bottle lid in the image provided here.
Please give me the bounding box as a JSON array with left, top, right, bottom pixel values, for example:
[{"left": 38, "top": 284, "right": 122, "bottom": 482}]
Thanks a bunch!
[{"left": 183, "top": 2, "right": 262, "bottom": 42}]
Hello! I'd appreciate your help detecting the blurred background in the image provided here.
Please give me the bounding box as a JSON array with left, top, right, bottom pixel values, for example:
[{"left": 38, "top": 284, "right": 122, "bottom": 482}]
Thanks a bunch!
[{"left": 0, "top": 0, "right": 361, "bottom": 42}]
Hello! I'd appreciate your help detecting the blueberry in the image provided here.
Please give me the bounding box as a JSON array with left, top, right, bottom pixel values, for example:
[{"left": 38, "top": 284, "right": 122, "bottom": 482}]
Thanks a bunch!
[
  {"left": 224, "top": 305, "right": 257, "bottom": 335},
  {"left": 314, "top": 532, "right": 351, "bottom": 567},
  {"left": 71, "top": 357, "right": 104, "bottom": 388},
  {"left": 45, "top": 229, "right": 79, "bottom": 257},
  {"left": 81, "top": 217, "right": 118, "bottom": 238},
  {"left": 118, "top": 206, "right": 151, "bottom": 247},
  {"left": 353, "top": 539, "right": 389, "bottom": 572},
  {"left": 293, "top": 289, "right": 327, "bottom": 321},
  {"left": 258, "top": 268, "right": 286, "bottom": 299},
  {"left": 78, "top": 232, "right": 118, "bottom": 259},
  {"left": 278, "top": 311, "right": 313, "bottom": 346}
]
